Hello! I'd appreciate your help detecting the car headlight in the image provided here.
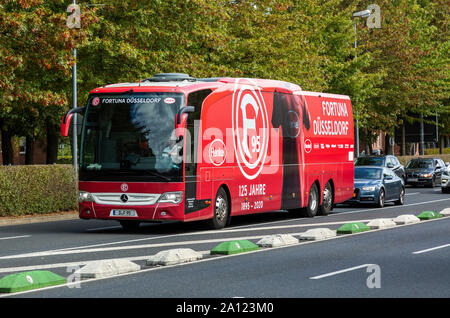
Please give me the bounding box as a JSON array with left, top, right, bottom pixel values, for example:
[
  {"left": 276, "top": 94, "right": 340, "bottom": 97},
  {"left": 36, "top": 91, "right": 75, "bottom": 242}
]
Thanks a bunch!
[
  {"left": 442, "top": 179, "right": 448, "bottom": 184},
  {"left": 420, "top": 173, "right": 432, "bottom": 178},
  {"left": 158, "top": 191, "right": 183, "bottom": 204},
  {"left": 79, "top": 191, "right": 94, "bottom": 203},
  {"left": 362, "top": 186, "right": 376, "bottom": 191}
]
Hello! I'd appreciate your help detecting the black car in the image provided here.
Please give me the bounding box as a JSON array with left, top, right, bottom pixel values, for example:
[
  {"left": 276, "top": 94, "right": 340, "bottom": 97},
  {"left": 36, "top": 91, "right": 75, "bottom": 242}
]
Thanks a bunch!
[
  {"left": 405, "top": 157, "right": 446, "bottom": 188},
  {"left": 354, "top": 155, "right": 406, "bottom": 182}
]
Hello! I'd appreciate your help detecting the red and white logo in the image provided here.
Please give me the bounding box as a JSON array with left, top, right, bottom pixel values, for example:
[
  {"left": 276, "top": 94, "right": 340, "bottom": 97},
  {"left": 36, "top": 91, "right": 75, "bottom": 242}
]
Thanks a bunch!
[
  {"left": 232, "top": 81, "right": 269, "bottom": 180},
  {"left": 304, "top": 138, "right": 312, "bottom": 153},
  {"left": 120, "top": 183, "right": 128, "bottom": 192},
  {"left": 164, "top": 97, "right": 176, "bottom": 104},
  {"left": 209, "top": 139, "right": 226, "bottom": 166},
  {"left": 92, "top": 97, "right": 100, "bottom": 106}
]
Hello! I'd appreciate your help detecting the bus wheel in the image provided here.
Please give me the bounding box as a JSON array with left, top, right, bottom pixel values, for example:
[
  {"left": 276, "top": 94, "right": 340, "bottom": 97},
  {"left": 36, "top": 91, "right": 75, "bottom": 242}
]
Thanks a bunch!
[
  {"left": 119, "top": 220, "right": 140, "bottom": 231},
  {"left": 319, "top": 182, "right": 333, "bottom": 216},
  {"left": 303, "top": 183, "right": 319, "bottom": 217},
  {"left": 208, "top": 187, "right": 229, "bottom": 229}
]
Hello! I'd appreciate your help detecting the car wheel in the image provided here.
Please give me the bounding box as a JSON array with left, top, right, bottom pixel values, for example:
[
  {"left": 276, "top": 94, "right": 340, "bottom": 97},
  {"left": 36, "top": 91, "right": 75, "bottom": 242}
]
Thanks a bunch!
[
  {"left": 303, "top": 183, "right": 319, "bottom": 217},
  {"left": 395, "top": 187, "right": 405, "bottom": 205},
  {"left": 442, "top": 187, "right": 450, "bottom": 194},
  {"left": 377, "top": 188, "right": 385, "bottom": 208},
  {"left": 319, "top": 182, "right": 333, "bottom": 216},
  {"left": 208, "top": 187, "right": 229, "bottom": 229},
  {"left": 428, "top": 177, "right": 435, "bottom": 188}
]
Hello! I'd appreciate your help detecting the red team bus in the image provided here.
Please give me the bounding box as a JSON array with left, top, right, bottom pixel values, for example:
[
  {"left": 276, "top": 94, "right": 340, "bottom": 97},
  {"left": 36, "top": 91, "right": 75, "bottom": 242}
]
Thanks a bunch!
[{"left": 61, "top": 73, "right": 354, "bottom": 230}]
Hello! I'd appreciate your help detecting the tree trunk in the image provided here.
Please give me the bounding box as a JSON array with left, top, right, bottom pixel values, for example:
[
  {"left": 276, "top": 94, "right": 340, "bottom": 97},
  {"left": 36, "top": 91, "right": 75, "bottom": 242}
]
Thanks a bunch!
[
  {"left": 384, "top": 133, "right": 390, "bottom": 155},
  {"left": 401, "top": 125, "right": 406, "bottom": 156},
  {"left": 25, "top": 135, "right": 34, "bottom": 165},
  {"left": 1, "top": 128, "right": 14, "bottom": 165},
  {"left": 46, "top": 120, "right": 58, "bottom": 164}
]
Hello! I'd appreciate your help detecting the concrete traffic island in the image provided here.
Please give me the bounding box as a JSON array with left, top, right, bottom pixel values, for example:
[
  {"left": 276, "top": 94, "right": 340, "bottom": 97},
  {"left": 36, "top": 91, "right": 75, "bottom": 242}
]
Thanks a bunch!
[{"left": 146, "top": 248, "right": 203, "bottom": 266}]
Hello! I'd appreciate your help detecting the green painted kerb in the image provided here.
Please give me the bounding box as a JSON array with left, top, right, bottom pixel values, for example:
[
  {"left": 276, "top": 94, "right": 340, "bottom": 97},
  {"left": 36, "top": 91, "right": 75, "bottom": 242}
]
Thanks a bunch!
[
  {"left": 210, "top": 240, "right": 259, "bottom": 255},
  {"left": 337, "top": 222, "right": 371, "bottom": 234},
  {"left": 417, "top": 211, "right": 443, "bottom": 220},
  {"left": 0, "top": 270, "right": 66, "bottom": 293}
]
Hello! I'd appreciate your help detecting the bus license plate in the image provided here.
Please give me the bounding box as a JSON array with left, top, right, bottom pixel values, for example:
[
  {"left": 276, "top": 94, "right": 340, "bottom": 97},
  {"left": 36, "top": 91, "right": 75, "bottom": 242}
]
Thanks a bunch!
[{"left": 110, "top": 209, "right": 138, "bottom": 217}]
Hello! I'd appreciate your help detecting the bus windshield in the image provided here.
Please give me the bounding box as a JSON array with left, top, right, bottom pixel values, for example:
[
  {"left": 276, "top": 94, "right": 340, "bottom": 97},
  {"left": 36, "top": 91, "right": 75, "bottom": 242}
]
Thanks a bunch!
[{"left": 80, "top": 93, "right": 185, "bottom": 182}]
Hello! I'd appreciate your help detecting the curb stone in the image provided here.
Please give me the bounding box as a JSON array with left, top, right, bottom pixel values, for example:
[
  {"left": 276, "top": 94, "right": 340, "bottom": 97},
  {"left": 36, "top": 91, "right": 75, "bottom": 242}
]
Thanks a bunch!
[{"left": 0, "top": 212, "right": 79, "bottom": 227}]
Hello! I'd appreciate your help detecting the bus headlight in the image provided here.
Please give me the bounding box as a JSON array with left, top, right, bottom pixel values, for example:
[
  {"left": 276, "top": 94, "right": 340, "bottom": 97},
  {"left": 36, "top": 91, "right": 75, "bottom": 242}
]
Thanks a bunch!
[
  {"left": 79, "top": 191, "right": 94, "bottom": 203},
  {"left": 158, "top": 191, "right": 183, "bottom": 204}
]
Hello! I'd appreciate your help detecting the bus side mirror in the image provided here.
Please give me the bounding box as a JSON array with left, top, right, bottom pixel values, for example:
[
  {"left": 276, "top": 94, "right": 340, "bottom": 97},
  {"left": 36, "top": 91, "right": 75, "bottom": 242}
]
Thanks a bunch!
[
  {"left": 61, "top": 107, "right": 85, "bottom": 137},
  {"left": 175, "top": 106, "right": 195, "bottom": 137},
  {"left": 176, "top": 106, "right": 195, "bottom": 125}
]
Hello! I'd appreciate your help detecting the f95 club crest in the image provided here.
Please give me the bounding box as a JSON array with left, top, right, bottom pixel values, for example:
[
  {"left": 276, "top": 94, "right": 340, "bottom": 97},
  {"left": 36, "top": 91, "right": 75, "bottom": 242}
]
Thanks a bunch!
[{"left": 232, "top": 81, "right": 269, "bottom": 180}]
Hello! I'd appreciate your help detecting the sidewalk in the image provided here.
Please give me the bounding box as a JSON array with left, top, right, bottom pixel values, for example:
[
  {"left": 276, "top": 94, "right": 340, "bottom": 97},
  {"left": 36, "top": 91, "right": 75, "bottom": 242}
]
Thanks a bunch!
[{"left": 0, "top": 211, "right": 79, "bottom": 227}]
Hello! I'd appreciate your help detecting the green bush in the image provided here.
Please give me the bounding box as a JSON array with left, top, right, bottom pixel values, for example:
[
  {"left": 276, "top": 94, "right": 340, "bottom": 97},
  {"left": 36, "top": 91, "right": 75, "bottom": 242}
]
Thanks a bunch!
[
  {"left": 0, "top": 165, "right": 78, "bottom": 217},
  {"left": 398, "top": 154, "right": 450, "bottom": 166},
  {"left": 424, "top": 148, "right": 450, "bottom": 155}
]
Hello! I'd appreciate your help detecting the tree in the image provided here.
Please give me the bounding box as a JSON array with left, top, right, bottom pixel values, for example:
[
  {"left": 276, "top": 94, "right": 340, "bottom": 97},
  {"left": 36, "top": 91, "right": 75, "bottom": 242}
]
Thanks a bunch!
[
  {"left": 0, "top": 0, "right": 96, "bottom": 164},
  {"left": 355, "top": 0, "right": 448, "bottom": 152}
]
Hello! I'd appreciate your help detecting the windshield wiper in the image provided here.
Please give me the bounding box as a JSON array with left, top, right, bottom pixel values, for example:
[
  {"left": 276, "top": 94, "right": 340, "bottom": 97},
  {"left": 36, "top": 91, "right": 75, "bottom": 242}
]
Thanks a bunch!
[
  {"left": 141, "top": 170, "right": 172, "bottom": 181},
  {"left": 117, "top": 166, "right": 172, "bottom": 181}
]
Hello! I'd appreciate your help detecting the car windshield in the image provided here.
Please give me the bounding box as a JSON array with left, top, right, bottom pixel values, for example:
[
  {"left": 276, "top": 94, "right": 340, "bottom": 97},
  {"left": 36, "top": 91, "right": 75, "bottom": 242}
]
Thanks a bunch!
[
  {"left": 355, "top": 168, "right": 382, "bottom": 180},
  {"left": 406, "top": 160, "right": 433, "bottom": 169},
  {"left": 355, "top": 157, "right": 385, "bottom": 167},
  {"left": 79, "top": 93, "right": 185, "bottom": 182}
]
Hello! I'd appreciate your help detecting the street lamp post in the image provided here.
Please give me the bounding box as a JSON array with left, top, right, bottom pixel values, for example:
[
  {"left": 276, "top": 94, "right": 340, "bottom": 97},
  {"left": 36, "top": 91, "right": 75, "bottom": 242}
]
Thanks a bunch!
[
  {"left": 67, "top": 0, "right": 80, "bottom": 173},
  {"left": 352, "top": 9, "right": 371, "bottom": 157}
]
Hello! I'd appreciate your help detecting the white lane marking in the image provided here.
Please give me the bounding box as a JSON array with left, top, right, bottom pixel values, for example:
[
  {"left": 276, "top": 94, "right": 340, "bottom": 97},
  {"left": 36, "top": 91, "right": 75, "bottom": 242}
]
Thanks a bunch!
[
  {"left": 40, "top": 197, "right": 450, "bottom": 254},
  {"left": 235, "top": 197, "right": 450, "bottom": 229},
  {"left": 0, "top": 235, "right": 31, "bottom": 241},
  {"left": 333, "top": 198, "right": 450, "bottom": 216},
  {"left": 310, "top": 264, "right": 375, "bottom": 280},
  {"left": 1, "top": 218, "right": 448, "bottom": 297},
  {"left": 1, "top": 198, "right": 448, "bottom": 261},
  {"left": 0, "top": 251, "right": 212, "bottom": 274},
  {"left": 405, "top": 192, "right": 419, "bottom": 196},
  {"left": 0, "top": 234, "right": 318, "bottom": 260},
  {"left": 412, "top": 244, "right": 450, "bottom": 255},
  {"left": 0, "top": 220, "right": 372, "bottom": 260}
]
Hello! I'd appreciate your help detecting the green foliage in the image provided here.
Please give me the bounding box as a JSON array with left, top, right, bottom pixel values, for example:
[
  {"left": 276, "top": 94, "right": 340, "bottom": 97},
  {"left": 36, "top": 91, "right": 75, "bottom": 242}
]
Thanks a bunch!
[
  {"left": 424, "top": 148, "right": 450, "bottom": 155},
  {"left": 1, "top": 0, "right": 449, "bottom": 157},
  {"left": 0, "top": 165, "right": 77, "bottom": 216},
  {"left": 397, "top": 154, "right": 450, "bottom": 166}
]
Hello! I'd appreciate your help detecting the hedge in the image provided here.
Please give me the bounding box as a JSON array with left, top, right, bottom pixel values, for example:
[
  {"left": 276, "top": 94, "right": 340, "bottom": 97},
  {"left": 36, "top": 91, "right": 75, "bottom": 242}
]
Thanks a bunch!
[
  {"left": 397, "top": 154, "right": 450, "bottom": 166},
  {"left": 0, "top": 165, "right": 78, "bottom": 217}
]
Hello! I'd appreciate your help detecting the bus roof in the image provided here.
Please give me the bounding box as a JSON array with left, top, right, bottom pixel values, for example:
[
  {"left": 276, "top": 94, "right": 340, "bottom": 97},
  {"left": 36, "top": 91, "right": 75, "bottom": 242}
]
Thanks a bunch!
[{"left": 90, "top": 73, "right": 349, "bottom": 100}]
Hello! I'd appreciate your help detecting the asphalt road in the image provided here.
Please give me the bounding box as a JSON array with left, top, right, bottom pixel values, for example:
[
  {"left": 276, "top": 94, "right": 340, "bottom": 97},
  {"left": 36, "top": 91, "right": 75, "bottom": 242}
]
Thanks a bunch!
[{"left": 0, "top": 185, "right": 449, "bottom": 299}]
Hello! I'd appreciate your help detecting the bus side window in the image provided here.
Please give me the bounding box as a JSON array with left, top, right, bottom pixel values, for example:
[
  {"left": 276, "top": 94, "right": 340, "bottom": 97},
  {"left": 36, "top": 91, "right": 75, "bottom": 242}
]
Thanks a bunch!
[{"left": 186, "top": 89, "right": 212, "bottom": 176}]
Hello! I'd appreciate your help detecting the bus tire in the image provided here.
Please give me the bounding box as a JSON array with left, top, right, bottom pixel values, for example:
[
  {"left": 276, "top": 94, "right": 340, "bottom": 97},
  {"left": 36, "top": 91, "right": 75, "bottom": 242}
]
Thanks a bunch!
[
  {"left": 303, "top": 183, "right": 319, "bottom": 217},
  {"left": 319, "top": 181, "right": 333, "bottom": 216},
  {"left": 208, "top": 187, "right": 229, "bottom": 229}
]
